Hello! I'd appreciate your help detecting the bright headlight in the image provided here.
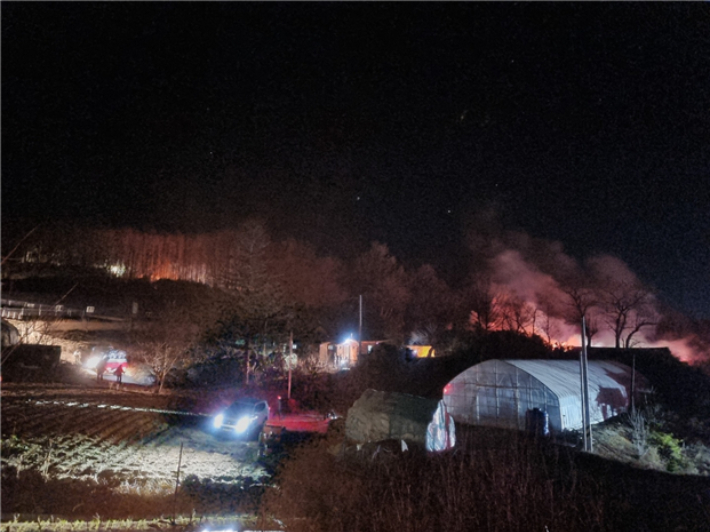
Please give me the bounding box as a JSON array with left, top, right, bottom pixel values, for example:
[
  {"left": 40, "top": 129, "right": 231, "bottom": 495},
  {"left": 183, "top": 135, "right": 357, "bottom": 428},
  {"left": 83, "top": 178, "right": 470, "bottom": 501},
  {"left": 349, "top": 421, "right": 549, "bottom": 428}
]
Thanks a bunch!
[
  {"left": 213, "top": 413, "right": 224, "bottom": 428},
  {"left": 235, "top": 415, "right": 254, "bottom": 433},
  {"left": 85, "top": 356, "right": 102, "bottom": 369}
]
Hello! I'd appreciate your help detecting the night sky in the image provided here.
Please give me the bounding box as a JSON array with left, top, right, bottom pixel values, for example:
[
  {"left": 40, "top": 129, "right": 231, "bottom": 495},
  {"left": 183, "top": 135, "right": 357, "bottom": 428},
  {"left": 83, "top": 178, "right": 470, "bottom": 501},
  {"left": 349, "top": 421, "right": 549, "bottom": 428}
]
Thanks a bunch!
[{"left": 3, "top": 3, "right": 710, "bottom": 318}]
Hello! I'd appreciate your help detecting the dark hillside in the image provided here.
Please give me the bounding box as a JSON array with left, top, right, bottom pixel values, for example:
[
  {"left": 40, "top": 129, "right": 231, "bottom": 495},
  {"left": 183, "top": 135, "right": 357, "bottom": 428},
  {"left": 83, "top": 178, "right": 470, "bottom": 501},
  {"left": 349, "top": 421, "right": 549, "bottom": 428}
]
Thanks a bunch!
[{"left": 3, "top": 270, "right": 231, "bottom": 319}]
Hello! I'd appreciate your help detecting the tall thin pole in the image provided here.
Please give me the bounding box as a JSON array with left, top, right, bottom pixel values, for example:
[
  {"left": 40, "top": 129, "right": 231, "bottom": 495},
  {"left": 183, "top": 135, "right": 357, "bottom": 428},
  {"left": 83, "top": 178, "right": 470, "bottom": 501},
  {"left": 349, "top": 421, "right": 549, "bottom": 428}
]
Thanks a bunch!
[
  {"left": 631, "top": 352, "right": 636, "bottom": 412},
  {"left": 579, "top": 318, "right": 588, "bottom": 452},
  {"left": 288, "top": 330, "right": 293, "bottom": 400},
  {"left": 173, "top": 441, "right": 184, "bottom": 523},
  {"left": 583, "top": 330, "right": 593, "bottom": 452},
  {"left": 358, "top": 294, "right": 363, "bottom": 357}
]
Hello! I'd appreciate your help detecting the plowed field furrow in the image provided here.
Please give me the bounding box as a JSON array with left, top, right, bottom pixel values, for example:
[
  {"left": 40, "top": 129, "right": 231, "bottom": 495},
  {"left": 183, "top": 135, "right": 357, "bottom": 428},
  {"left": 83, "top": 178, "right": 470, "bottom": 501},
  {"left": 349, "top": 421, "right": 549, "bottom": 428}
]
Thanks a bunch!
[
  {"left": 6, "top": 407, "right": 70, "bottom": 437},
  {"left": 2, "top": 383, "right": 269, "bottom": 497},
  {"left": 3, "top": 404, "right": 153, "bottom": 442},
  {"left": 127, "top": 416, "right": 168, "bottom": 443},
  {"left": 56, "top": 438, "right": 107, "bottom": 474},
  {"left": 41, "top": 435, "right": 81, "bottom": 465},
  {"left": 127, "top": 445, "right": 192, "bottom": 479},
  {"left": 102, "top": 416, "right": 148, "bottom": 443},
  {"left": 72, "top": 411, "right": 130, "bottom": 440},
  {"left": 93, "top": 411, "right": 154, "bottom": 443},
  {"left": 101, "top": 439, "right": 131, "bottom": 465},
  {"left": 140, "top": 425, "right": 174, "bottom": 447},
  {"left": 22, "top": 403, "right": 88, "bottom": 425},
  {"left": 0, "top": 410, "right": 34, "bottom": 436},
  {"left": 43, "top": 438, "right": 97, "bottom": 477},
  {"left": 49, "top": 434, "right": 97, "bottom": 457},
  {"left": 90, "top": 443, "right": 174, "bottom": 482},
  {"left": 2, "top": 400, "right": 51, "bottom": 421},
  {"left": 56, "top": 438, "right": 130, "bottom": 478},
  {"left": 42, "top": 408, "right": 94, "bottom": 436},
  {"left": 0, "top": 402, "right": 27, "bottom": 417},
  {"left": 59, "top": 440, "right": 136, "bottom": 478}
]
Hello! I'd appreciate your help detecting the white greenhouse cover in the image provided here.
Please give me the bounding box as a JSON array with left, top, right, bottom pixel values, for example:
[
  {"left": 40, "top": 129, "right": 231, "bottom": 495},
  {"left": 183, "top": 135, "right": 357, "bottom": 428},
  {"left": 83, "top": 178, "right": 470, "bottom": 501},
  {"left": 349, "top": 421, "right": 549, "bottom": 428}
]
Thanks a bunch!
[{"left": 443, "top": 359, "right": 642, "bottom": 433}]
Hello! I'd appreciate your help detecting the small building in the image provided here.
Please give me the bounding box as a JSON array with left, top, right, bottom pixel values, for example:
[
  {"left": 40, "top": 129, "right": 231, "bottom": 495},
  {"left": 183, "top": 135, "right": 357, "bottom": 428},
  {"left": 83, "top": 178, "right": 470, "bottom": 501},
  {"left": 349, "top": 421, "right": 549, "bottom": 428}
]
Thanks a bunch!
[
  {"left": 406, "top": 345, "right": 436, "bottom": 358},
  {"left": 318, "top": 339, "right": 383, "bottom": 369},
  {"left": 443, "top": 359, "right": 647, "bottom": 433}
]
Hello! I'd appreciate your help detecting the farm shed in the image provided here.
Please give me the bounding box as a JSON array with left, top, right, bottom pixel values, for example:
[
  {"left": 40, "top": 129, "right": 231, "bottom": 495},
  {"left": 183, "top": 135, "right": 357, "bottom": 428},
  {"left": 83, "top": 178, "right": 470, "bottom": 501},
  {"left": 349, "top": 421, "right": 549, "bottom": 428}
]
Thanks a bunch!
[
  {"left": 443, "top": 359, "right": 646, "bottom": 433},
  {"left": 346, "top": 389, "right": 455, "bottom": 451},
  {"left": 318, "top": 339, "right": 383, "bottom": 368}
]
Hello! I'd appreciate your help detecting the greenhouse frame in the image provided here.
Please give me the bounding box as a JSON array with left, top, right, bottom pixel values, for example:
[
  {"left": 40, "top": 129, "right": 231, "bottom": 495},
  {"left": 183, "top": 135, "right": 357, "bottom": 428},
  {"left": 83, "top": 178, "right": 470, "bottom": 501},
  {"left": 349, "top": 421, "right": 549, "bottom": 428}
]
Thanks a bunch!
[{"left": 442, "top": 359, "right": 645, "bottom": 433}]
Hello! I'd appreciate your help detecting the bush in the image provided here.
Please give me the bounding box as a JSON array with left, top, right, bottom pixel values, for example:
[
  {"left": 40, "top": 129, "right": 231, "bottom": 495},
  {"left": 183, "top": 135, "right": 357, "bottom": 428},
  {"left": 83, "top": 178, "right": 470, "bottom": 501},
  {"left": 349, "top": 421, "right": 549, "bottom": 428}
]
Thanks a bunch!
[
  {"left": 258, "top": 426, "right": 607, "bottom": 532},
  {"left": 649, "top": 431, "right": 687, "bottom": 473}
]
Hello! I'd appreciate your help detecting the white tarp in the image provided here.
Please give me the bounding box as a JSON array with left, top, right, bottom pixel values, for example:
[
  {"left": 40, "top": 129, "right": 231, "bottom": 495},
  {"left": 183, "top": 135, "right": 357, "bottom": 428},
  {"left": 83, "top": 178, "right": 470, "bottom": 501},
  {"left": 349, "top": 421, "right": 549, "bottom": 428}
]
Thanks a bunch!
[{"left": 443, "top": 359, "right": 643, "bottom": 433}]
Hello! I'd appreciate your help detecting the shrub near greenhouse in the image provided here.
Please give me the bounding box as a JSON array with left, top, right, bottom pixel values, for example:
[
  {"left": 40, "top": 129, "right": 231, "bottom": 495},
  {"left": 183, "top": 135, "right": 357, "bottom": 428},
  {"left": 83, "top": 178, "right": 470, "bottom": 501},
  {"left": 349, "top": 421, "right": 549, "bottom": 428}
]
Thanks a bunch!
[
  {"left": 258, "top": 422, "right": 710, "bottom": 532},
  {"left": 259, "top": 423, "right": 601, "bottom": 532}
]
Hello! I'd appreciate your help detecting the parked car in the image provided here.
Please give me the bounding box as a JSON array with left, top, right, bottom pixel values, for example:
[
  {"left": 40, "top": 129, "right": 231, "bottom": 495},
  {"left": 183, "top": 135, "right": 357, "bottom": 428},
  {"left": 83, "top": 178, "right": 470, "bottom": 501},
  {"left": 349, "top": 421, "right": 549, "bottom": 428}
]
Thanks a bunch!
[
  {"left": 212, "top": 397, "right": 270, "bottom": 441},
  {"left": 81, "top": 346, "right": 158, "bottom": 385},
  {"left": 103, "top": 349, "right": 128, "bottom": 375},
  {"left": 83, "top": 346, "right": 128, "bottom": 375}
]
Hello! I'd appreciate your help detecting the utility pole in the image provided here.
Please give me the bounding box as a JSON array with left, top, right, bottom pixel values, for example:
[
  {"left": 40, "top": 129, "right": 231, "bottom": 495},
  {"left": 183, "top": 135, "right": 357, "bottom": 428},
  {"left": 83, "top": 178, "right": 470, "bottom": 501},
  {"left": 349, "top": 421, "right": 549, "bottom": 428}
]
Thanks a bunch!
[
  {"left": 631, "top": 351, "right": 636, "bottom": 412},
  {"left": 358, "top": 294, "right": 363, "bottom": 357},
  {"left": 580, "top": 316, "right": 593, "bottom": 452},
  {"left": 584, "top": 330, "right": 593, "bottom": 453},
  {"left": 288, "top": 330, "right": 293, "bottom": 400}
]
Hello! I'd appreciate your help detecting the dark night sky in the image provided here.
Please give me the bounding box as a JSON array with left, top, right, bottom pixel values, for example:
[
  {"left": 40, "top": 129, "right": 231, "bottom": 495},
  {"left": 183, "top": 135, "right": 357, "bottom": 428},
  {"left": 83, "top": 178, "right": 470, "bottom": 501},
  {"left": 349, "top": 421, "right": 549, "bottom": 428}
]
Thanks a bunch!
[{"left": 3, "top": 3, "right": 710, "bottom": 317}]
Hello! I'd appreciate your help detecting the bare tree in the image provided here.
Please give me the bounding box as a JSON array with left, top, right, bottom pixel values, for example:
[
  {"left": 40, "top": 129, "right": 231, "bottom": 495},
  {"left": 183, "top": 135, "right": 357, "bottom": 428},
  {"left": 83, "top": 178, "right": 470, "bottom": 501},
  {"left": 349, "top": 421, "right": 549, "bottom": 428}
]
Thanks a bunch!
[
  {"left": 405, "top": 264, "right": 457, "bottom": 348},
  {"left": 271, "top": 238, "right": 347, "bottom": 310},
  {"left": 600, "top": 281, "right": 657, "bottom": 348},
  {"left": 466, "top": 275, "right": 501, "bottom": 332},
  {"left": 533, "top": 292, "right": 567, "bottom": 346},
  {"left": 130, "top": 281, "right": 226, "bottom": 393},
  {"left": 562, "top": 285, "right": 599, "bottom": 346},
  {"left": 498, "top": 294, "right": 536, "bottom": 335},
  {"left": 537, "top": 309, "right": 558, "bottom": 345},
  {"left": 132, "top": 301, "right": 204, "bottom": 394}
]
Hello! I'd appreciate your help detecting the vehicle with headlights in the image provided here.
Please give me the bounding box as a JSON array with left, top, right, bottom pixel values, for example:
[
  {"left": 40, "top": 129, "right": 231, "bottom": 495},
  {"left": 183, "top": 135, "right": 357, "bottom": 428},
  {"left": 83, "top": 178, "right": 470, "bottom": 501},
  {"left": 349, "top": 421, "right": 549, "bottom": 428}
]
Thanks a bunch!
[
  {"left": 103, "top": 349, "right": 129, "bottom": 374},
  {"left": 80, "top": 346, "right": 157, "bottom": 385},
  {"left": 83, "top": 346, "right": 128, "bottom": 375},
  {"left": 212, "top": 398, "right": 270, "bottom": 441}
]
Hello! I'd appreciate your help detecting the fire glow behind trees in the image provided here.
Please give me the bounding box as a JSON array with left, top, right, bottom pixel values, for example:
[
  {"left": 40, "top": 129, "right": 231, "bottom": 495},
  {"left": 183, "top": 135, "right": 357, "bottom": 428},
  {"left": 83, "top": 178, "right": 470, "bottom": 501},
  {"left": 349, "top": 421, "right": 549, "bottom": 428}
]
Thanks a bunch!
[{"left": 7, "top": 221, "right": 710, "bottom": 365}]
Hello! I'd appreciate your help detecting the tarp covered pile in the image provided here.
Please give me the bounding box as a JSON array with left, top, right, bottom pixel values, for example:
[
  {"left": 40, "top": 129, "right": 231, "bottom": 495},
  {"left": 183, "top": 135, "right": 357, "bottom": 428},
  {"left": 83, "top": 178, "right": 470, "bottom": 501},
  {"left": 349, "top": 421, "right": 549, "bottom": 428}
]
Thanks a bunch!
[{"left": 346, "top": 389, "right": 455, "bottom": 451}]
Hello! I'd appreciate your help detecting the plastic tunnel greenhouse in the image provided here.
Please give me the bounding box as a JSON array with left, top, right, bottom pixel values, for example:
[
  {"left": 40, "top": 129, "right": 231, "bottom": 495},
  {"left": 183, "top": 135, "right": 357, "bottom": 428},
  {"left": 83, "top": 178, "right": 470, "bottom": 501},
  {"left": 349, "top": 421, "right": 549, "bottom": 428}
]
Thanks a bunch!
[{"left": 442, "top": 359, "right": 647, "bottom": 434}]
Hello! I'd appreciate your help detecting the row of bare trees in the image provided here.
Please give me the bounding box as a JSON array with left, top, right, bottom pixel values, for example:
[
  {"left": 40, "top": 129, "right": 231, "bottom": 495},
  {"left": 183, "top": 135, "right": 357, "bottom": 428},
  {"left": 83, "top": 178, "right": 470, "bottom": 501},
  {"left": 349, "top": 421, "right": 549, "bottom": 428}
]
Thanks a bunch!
[
  {"left": 4, "top": 222, "right": 661, "bottom": 353},
  {"left": 467, "top": 273, "right": 657, "bottom": 349}
]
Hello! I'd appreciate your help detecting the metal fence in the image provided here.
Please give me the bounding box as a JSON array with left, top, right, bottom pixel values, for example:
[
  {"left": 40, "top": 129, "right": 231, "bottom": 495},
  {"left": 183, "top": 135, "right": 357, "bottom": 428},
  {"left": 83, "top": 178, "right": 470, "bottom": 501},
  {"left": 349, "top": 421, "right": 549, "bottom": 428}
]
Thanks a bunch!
[{"left": 1, "top": 298, "right": 125, "bottom": 322}]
